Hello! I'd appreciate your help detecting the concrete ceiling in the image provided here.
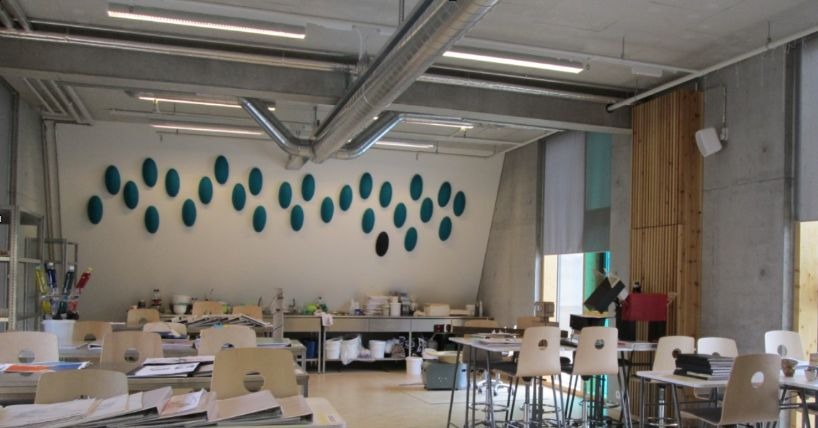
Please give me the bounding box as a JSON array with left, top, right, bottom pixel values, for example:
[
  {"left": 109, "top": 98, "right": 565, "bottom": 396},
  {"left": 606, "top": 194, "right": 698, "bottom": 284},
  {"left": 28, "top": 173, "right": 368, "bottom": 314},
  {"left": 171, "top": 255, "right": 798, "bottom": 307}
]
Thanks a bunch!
[{"left": 1, "top": 0, "right": 817, "bottom": 157}]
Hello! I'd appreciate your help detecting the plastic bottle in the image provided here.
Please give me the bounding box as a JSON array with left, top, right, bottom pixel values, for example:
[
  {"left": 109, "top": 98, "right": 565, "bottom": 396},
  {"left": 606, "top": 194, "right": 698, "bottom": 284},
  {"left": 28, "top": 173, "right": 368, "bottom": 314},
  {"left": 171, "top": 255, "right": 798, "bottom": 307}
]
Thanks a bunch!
[
  {"left": 57, "top": 264, "right": 76, "bottom": 315},
  {"left": 74, "top": 268, "right": 93, "bottom": 292}
]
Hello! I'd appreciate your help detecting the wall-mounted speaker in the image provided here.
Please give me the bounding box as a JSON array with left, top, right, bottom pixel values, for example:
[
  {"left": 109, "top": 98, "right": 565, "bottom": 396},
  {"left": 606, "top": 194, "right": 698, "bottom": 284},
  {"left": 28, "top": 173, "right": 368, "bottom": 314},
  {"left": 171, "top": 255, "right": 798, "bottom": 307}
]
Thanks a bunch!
[{"left": 695, "top": 127, "right": 723, "bottom": 157}]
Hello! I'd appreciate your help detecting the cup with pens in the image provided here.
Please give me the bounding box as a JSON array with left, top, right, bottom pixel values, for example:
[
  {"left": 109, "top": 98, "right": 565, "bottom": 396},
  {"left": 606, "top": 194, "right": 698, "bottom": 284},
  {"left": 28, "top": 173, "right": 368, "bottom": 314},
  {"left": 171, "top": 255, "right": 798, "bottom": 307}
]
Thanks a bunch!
[{"left": 36, "top": 262, "right": 93, "bottom": 319}]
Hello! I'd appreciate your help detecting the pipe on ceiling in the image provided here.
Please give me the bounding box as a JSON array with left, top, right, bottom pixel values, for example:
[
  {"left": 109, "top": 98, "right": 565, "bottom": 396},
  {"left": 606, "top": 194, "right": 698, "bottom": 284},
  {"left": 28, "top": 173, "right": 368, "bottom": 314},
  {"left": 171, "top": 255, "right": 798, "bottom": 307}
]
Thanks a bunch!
[
  {"left": 310, "top": 0, "right": 499, "bottom": 162},
  {"left": 240, "top": 98, "right": 313, "bottom": 158},
  {"left": 333, "top": 111, "right": 403, "bottom": 160},
  {"left": 608, "top": 24, "right": 818, "bottom": 112},
  {"left": 0, "top": 5, "right": 13, "bottom": 29},
  {"left": 1, "top": 0, "right": 29, "bottom": 31}
]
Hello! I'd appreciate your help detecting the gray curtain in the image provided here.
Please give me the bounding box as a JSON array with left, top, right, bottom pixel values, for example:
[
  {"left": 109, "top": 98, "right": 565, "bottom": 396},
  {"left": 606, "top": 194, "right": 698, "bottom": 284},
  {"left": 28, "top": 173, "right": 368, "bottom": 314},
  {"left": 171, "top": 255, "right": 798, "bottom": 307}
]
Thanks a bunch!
[{"left": 543, "top": 131, "right": 585, "bottom": 254}]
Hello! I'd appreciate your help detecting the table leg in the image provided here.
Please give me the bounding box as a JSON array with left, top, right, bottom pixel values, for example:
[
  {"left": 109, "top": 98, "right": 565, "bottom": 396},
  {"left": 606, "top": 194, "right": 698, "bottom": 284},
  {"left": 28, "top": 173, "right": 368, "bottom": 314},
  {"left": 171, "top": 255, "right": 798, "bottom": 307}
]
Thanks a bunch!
[
  {"left": 447, "top": 344, "right": 462, "bottom": 428},
  {"left": 670, "top": 384, "right": 681, "bottom": 426},
  {"left": 639, "top": 377, "right": 645, "bottom": 428},
  {"left": 485, "top": 350, "right": 495, "bottom": 427}
]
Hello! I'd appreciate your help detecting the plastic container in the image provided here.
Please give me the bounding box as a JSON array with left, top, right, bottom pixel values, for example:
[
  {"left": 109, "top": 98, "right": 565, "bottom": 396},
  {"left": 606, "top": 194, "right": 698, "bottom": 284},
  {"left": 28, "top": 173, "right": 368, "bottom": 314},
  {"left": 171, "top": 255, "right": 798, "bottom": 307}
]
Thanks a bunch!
[
  {"left": 389, "top": 302, "right": 401, "bottom": 317},
  {"left": 325, "top": 337, "right": 342, "bottom": 360},
  {"left": 369, "top": 340, "right": 386, "bottom": 359},
  {"left": 341, "top": 335, "right": 361, "bottom": 364},
  {"left": 43, "top": 319, "right": 75, "bottom": 346},
  {"left": 406, "top": 356, "right": 423, "bottom": 376}
]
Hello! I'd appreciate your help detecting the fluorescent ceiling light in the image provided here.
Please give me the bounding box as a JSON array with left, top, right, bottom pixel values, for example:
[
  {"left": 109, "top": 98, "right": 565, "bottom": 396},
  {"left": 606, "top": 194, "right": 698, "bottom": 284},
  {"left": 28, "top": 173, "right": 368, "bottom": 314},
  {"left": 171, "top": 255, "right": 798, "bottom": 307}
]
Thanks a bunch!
[
  {"left": 151, "top": 123, "right": 263, "bottom": 136},
  {"left": 403, "top": 119, "right": 473, "bottom": 130},
  {"left": 443, "top": 50, "right": 584, "bottom": 74},
  {"left": 138, "top": 96, "right": 275, "bottom": 111},
  {"left": 107, "top": 4, "right": 306, "bottom": 40},
  {"left": 375, "top": 140, "right": 435, "bottom": 150}
]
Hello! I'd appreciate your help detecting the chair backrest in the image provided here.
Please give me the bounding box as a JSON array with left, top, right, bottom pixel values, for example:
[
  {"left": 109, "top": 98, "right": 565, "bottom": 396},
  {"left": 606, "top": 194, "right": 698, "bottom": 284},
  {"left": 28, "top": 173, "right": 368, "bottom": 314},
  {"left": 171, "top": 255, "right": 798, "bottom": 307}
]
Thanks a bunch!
[
  {"left": 572, "top": 326, "right": 619, "bottom": 376},
  {"left": 198, "top": 325, "right": 257, "bottom": 356},
  {"left": 719, "top": 354, "right": 781, "bottom": 425},
  {"left": 35, "top": 369, "right": 128, "bottom": 404},
  {"left": 0, "top": 331, "right": 59, "bottom": 363},
  {"left": 653, "top": 336, "right": 695, "bottom": 371},
  {"left": 516, "top": 326, "right": 562, "bottom": 377},
  {"left": 126, "top": 308, "right": 160, "bottom": 326},
  {"left": 764, "top": 330, "right": 804, "bottom": 360},
  {"left": 72, "top": 321, "right": 113, "bottom": 343},
  {"left": 100, "top": 331, "right": 163, "bottom": 364},
  {"left": 192, "top": 301, "right": 224, "bottom": 316},
  {"left": 232, "top": 305, "right": 263, "bottom": 319},
  {"left": 516, "top": 316, "right": 546, "bottom": 329},
  {"left": 697, "top": 337, "right": 738, "bottom": 357},
  {"left": 211, "top": 348, "right": 298, "bottom": 399},
  {"left": 143, "top": 321, "right": 188, "bottom": 337},
  {"left": 464, "top": 319, "right": 499, "bottom": 328}
]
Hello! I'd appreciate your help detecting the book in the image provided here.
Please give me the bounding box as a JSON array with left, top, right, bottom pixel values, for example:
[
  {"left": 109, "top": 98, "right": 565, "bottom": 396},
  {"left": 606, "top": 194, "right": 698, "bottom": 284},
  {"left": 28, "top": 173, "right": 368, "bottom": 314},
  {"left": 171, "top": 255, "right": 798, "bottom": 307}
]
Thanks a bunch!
[
  {"left": 129, "top": 362, "right": 201, "bottom": 378},
  {"left": 0, "top": 361, "right": 90, "bottom": 373},
  {"left": 142, "top": 356, "right": 214, "bottom": 365},
  {"left": 206, "top": 390, "right": 282, "bottom": 423},
  {"left": 0, "top": 398, "right": 97, "bottom": 428}
]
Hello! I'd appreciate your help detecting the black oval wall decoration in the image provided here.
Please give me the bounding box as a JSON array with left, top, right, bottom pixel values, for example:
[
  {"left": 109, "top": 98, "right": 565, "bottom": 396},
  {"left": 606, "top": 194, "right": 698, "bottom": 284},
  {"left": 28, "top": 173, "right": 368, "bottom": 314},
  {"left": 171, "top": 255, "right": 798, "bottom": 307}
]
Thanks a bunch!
[{"left": 375, "top": 231, "right": 389, "bottom": 257}]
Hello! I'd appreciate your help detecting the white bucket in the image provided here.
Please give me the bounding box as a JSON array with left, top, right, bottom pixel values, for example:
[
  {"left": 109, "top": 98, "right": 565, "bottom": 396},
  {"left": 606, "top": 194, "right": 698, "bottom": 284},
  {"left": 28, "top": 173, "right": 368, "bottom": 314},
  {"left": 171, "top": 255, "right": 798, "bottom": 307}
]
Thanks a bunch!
[
  {"left": 42, "top": 319, "right": 75, "bottom": 346},
  {"left": 325, "top": 338, "right": 342, "bottom": 360},
  {"left": 406, "top": 356, "right": 423, "bottom": 376},
  {"left": 369, "top": 340, "right": 386, "bottom": 359}
]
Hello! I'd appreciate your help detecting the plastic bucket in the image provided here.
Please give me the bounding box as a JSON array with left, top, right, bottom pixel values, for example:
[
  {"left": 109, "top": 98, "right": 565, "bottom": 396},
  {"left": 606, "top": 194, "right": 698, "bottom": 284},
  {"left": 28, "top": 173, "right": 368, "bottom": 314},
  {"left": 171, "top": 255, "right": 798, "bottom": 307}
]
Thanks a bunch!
[
  {"left": 369, "top": 340, "right": 386, "bottom": 359},
  {"left": 325, "top": 338, "right": 342, "bottom": 360},
  {"left": 42, "top": 319, "right": 75, "bottom": 346},
  {"left": 406, "top": 356, "right": 423, "bottom": 376}
]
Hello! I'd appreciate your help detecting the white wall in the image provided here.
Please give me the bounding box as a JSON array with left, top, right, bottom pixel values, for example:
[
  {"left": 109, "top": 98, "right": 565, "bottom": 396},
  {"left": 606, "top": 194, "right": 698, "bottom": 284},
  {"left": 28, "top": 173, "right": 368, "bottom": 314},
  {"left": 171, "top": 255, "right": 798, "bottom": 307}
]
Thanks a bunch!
[{"left": 57, "top": 122, "right": 503, "bottom": 321}]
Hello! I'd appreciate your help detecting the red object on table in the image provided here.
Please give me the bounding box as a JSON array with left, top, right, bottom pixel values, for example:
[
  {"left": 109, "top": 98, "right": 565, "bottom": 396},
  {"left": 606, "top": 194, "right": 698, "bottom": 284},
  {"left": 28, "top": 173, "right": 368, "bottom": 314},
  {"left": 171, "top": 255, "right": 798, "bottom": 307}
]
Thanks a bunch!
[{"left": 621, "top": 293, "right": 667, "bottom": 321}]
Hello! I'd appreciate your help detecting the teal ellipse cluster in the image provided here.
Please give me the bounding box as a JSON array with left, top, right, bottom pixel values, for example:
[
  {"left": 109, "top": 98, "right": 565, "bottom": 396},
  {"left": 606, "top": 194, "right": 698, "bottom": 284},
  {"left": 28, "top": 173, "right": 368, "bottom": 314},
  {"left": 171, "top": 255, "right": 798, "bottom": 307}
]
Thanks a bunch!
[
  {"left": 404, "top": 227, "right": 418, "bottom": 252},
  {"left": 144, "top": 206, "right": 160, "bottom": 234},
  {"left": 232, "top": 184, "right": 246, "bottom": 211},
  {"left": 87, "top": 196, "right": 103, "bottom": 224},
  {"left": 142, "top": 158, "right": 158, "bottom": 188},
  {"left": 453, "top": 191, "right": 466, "bottom": 217},
  {"left": 248, "top": 168, "right": 263, "bottom": 196},
  {"left": 302, "top": 174, "right": 316, "bottom": 201},
  {"left": 339, "top": 185, "right": 353, "bottom": 211},
  {"left": 362, "top": 208, "right": 375, "bottom": 234},
  {"left": 420, "top": 198, "right": 433, "bottom": 223},
  {"left": 394, "top": 203, "right": 407, "bottom": 228},
  {"left": 410, "top": 174, "right": 423, "bottom": 201},
  {"left": 379, "top": 182, "right": 392, "bottom": 208},
  {"left": 104, "top": 166, "right": 121, "bottom": 195},
  {"left": 321, "top": 197, "right": 334, "bottom": 223},
  {"left": 165, "top": 169, "right": 180, "bottom": 197},
  {"left": 182, "top": 199, "right": 196, "bottom": 227},
  {"left": 253, "top": 206, "right": 266, "bottom": 232},
  {"left": 290, "top": 205, "right": 304, "bottom": 231},
  {"left": 359, "top": 172, "right": 373, "bottom": 199},
  {"left": 214, "top": 155, "right": 229, "bottom": 184},
  {"left": 278, "top": 182, "right": 293, "bottom": 209},
  {"left": 439, "top": 216, "right": 453, "bottom": 241},
  {"left": 123, "top": 181, "right": 139, "bottom": 209},
  {"left": 438, "top": 181, "right": 452, "bottom": 207},
  {"left": 198, "top": 177, "right": 213, "bottom": 204}
]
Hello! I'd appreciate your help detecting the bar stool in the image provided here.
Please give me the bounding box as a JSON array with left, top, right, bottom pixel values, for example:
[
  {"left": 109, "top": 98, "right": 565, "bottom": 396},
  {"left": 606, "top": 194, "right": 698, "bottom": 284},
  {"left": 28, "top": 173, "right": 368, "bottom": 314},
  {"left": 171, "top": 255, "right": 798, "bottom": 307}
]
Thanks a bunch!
[
  {"left": 504, "top": 326, "right": 563, "bottom": 427},
  {"left": 644, "top": 336, "right": 694, "bottom": 427},
  {"left": 568, "top": 326, "right": 621, "bottom": 428}
]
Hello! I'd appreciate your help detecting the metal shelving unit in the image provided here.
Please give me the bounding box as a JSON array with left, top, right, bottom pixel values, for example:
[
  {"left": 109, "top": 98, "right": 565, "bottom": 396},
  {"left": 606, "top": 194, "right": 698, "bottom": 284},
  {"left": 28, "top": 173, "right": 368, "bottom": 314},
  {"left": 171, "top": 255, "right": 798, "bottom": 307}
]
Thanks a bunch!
[{"left": 0, "top": 206, "right": 44, "bottom": 331}]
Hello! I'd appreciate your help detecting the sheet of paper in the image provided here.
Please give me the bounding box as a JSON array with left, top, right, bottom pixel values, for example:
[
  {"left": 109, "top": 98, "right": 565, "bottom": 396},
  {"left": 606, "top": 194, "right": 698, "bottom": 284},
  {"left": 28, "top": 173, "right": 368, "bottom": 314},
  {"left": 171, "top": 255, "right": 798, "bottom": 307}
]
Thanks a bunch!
[
  {"left": 159, "top": 390, "right": 209, "bottom": 417},
  {"left": 143, "top": 356, "right": 214, "bottom": 365},
  {"left": 131, "top": 363, "right": 199, "bottom": 377},
  {"left": 278, "top": 395, "right": 312, "bottom": 419},
  {"left": 206, "top": 390, "right": 280, "bottom": 422},
  {"left": 0, "top": 399, "right": 97, "bottom": 428}
]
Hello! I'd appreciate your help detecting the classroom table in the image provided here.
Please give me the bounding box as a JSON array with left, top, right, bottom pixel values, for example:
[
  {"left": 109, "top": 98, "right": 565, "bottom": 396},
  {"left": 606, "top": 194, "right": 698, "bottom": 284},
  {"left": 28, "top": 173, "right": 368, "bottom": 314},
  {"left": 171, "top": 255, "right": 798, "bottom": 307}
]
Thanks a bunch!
[
  {"left": 0, "top": 362, "right": 309, "bottom": 404},
  {"left": 635, "top": 370, "right": 725, "bottom": 428}
]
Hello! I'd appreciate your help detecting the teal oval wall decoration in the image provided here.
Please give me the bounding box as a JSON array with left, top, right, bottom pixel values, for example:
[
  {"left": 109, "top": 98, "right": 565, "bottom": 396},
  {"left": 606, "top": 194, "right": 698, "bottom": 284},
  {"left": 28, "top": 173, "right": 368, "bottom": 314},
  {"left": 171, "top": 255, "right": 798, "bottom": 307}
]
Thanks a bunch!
[
  {"left": 248, "top": 167, "right": 263, "bottom": 196},
  {"left": 253, "top": 206, "right": 267, "bottom": 232},
  {"left": 198, "top": 177, "right": 213, "bottom": 204},
  {"left": 302, "top": 174, "right": 316, "bottom": 201},
  {"left": 438, "top": 181, "right": 452, "bottom": 207},
  {"left": 320, "top": 197, "right": 334, "bottom": 223},
  {"left": 278, "top": 182, "right": 293, "bottom": 209},
  {"left": 182, "top": 199, "right": 197, "bottom": 227},
  {"left": 339, "top": 185, "right": 353, "bottom": 211},
  {"left": 290, "top": 205, "right": 304, "bottom": 231},
  {"left": 165, "top": 169, "right": 180, "bottom": 197},
  {"left": 362, "top": 208, "right": 375, "bottom": 234},
  {"left": 359, "top": 172, "right": 373, "bottom": 199},
  {"left": 144, "top": 206, "right": 160, "bottom": 234},
  {"left": 393, "top": 203, "right": 407, "bottom": 228},
  {"left": 379, "top": 182, "right": 392, "bottom": 208},
  {"left": 232, "top": 184, "right": 247, "bottom": 211},
  {"left": 87, "top": 196, "right": 103, "bottom": 224},
  {"left": 123, "top": 181, "right": 139, "bottom": 209},
  {"left": 410, "top": 174, "right": 423, "bottom": 201},
  {"left": 404, "top": 227, "right": 418, "bottom": 252},
  {"left": 420, "top": 198, "right": 433, "bottom": 223},
  {"left": 104, "top": 165, "right": 121, "bottom": 195},
  {"left": 439, "top": 216, "right": 453, "bottom": 241},
  {"left": 453, "top": 191, "right": 466, "bottom": 216},
  {"left": 142, "top": 158, "right": 158, "bottom": 188},
  {"left": 375, "top": 231, "right": 389, "bottom": 257},
  {"left": 214, "top": 155, "right": 229, "bottom": 184}
]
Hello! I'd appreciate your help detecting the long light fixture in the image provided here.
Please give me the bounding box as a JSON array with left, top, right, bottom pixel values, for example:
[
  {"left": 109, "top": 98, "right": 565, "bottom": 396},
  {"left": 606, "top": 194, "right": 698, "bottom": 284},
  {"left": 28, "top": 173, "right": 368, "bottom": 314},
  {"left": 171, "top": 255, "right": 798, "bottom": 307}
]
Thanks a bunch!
[
  {"left": 403, "top": 118, "right": 474, "bottom": 130},
  {"left": 375, "top": 140, "right": 435, "bottom": 150},
  {"left": 151, "top": 123, "right": 263, "bottom": 136},
  {"left": 108, "top": 4, "right": 306, "bottom": 40},
  {"left": 137, "top": 95, "right": 275, "bottom": 111},
  {"left": 443, "top": 50, "right": 584, "bottom": 74}
]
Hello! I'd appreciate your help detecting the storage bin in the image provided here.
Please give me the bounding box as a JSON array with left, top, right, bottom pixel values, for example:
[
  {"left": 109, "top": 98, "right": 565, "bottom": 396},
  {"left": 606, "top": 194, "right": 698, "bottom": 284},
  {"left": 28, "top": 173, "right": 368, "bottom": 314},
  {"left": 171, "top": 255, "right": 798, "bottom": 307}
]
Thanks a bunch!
[{"left": 325, "top": 337, "right": 342, "bottom": 360}]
